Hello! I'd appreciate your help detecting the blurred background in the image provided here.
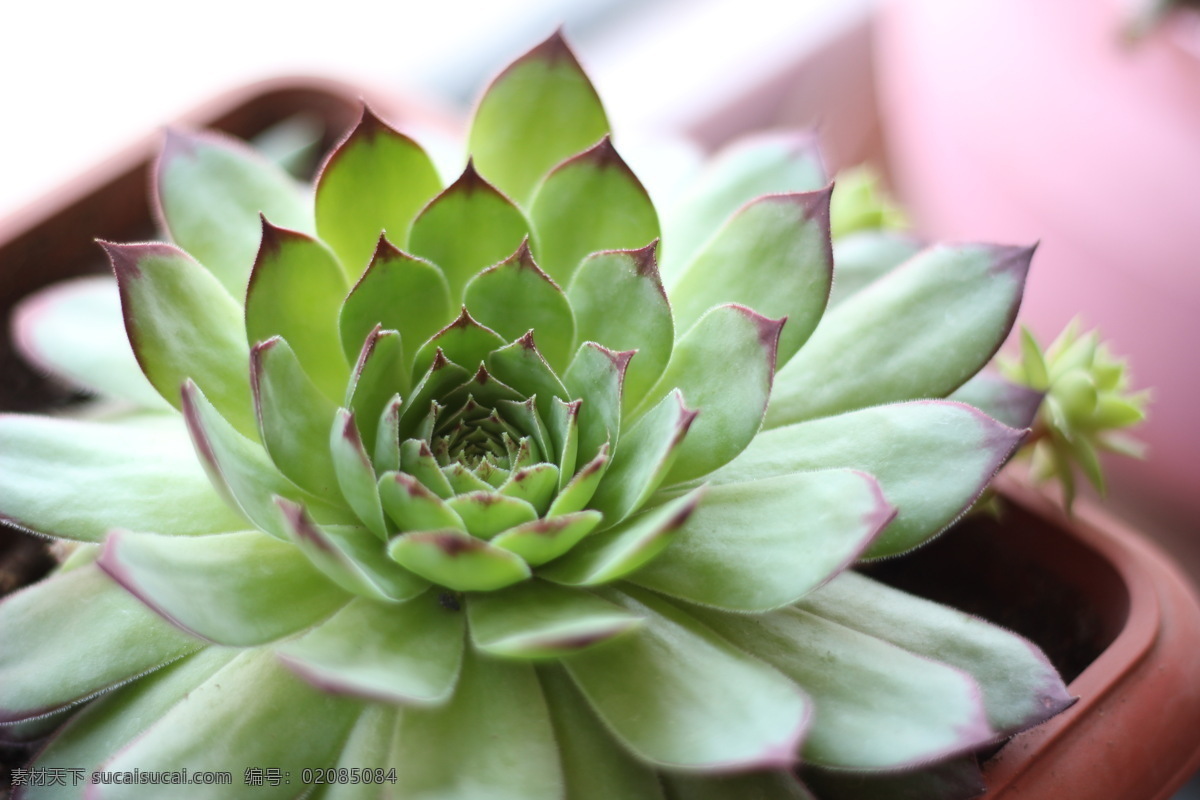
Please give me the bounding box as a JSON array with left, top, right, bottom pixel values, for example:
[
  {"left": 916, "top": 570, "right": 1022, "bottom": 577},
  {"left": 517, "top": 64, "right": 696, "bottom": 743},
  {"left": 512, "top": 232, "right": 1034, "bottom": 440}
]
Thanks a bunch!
[{"left": 2, "top": 0, "right": 1198, "bottom": 791}]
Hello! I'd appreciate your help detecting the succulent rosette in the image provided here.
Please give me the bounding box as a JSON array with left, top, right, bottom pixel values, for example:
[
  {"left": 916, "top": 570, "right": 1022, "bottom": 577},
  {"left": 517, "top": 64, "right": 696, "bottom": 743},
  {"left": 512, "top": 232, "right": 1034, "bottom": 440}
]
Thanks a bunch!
[{"left": 1, "top": 34, "right": 1072, "bottom": 800}]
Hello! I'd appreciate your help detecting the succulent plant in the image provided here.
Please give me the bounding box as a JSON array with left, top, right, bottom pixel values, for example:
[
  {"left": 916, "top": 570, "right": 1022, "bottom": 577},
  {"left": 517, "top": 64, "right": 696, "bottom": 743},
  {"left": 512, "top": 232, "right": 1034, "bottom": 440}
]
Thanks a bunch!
[
  {"left": 996, "top": 322, "right": 1150, "bottom": 510},
  {"left": 0, "top": 33, "right": 1074, "bottom": 800}
]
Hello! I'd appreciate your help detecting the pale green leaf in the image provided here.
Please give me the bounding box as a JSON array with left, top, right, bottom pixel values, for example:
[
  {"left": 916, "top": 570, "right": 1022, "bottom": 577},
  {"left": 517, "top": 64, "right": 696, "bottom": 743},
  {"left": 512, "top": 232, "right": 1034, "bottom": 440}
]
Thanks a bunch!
[
  {"left": 98, "top": 649, "right": 359, "bottom": 800},
  {"left": 491, "top": 510, "right": 603, "bottom": 566},
  {"left": 529, "top": 136, "right": 659, "bottom": 286},
  {"left": 567, "top": 246, "right": 673, "bottom": 413},
  {"left": 390, "top": 649, "right": 563, "bottom": 800},
  {"left": 768, "top": 244, "right": 1033, "bottom": 427},
  {"left": 245, "top": 220, "right": 350, "bottom": 400},
  {"left": 155, "top": 128, "right": 311, "bottom": 296},
  {"left": 387, "top": 529, "right": 531, "bottom": 592},
  {"left": 408, "top": 162, "right": 531, "bottom": 303},
  {"left": 468, "top": 580, "right": 642, "bottom": 658},
  {"left": 277, "top": 593, "right": 464, "bottom": 705},
  {"left": 564, "top": 586, "right": 808, "bottom": 770},
  {"left": 827, "top": 230, "right": 922, "bottom": 309},
  {"left": 464, "top": 240, "right": 576, "bottom": 370},
  {"left": 662, "top": 131, "right": 826, "bottom": 282},
  {"left": 631, "top": 470, "right": 891, "bottom": 611},
  {"left": 99, "top": 529, "right": 349, "bottom": 646},
  {"left": 637, "top": 304, "right": 783, "bottom": 483},
  {"left": 538, "top": 666, "right": 666, "bottom": 800},
  {"left": 468, "top": 31, "right": 610, "bottom": 206},
  {"left": 707, "top": 401, "right": 1024, "bottom": 557},
  {"left": 181, "top": 381, "right": 349, "bottom": 538},
  {"left": 105, "top": 241, "right": 256, "bottom": 436},
  {"left": 0, "top": 565, "right": 199, "bottom": 722},
  {"left": 339, "top": 238, "right": 452, "bottom": 368},
  {"left": 0, "top": 413, "right": 244, "bottom": 541},
  {"left": 669, "top": 190, "right": 832, "bottom": 367},
  {"left": 542, "top": 488, "right": 702, "bottom": 586},
  {"left": 692, "top": 603, "right": 994, "bottom": 770},
  {"left": 250, "top": 337, "right": 340, "bottom": 499},
  {"left": 587, "top": 390, "right": 695, "bottom": 523},
  {"left": 315, "top": 107, "right": 442, "bottom": 277},
  {"left": 802, "top": 571, "right": 1074, "bottom": 735},
  {"left": 23, "top": 649, "right": 238, "bottom": 798}
]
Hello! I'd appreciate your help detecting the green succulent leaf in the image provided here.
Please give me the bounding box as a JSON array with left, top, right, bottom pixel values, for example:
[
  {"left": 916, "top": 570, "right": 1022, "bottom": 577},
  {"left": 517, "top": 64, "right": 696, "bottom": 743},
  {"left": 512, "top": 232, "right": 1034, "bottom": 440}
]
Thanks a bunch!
[
  {"left": 399, "top": 439, "right": 456, "bottom": 499},
  {"left": 486, "top": 333, "right": 571, "bottom": 424},
  {"left": 391, "top": 649, "right": 563, "bottom": 800},
  {"left": 631, "top": 470, "right": 892, "bottom": 612},
  {"left": 563, "top": 344, "right": 630, "bottom": 465},
  {"left": 97, "top": 649, "right": 360, "bottom": 800},
  {"left": 539, "top": 666, "right": 667, "bottom": 800},
  {"left": 468, "top": 30, "right": 610, "bottom": 206},
  {"left": 662, "top": 131, "right": 826, "bottom": 282},
  {"left": 245, "top": 219, "right": 350, "bottom": 400},
  {"left": 692, "top": 603, "right": 995, "bottom": 770},
  {"left": 0, "top": 413, "right": 244, "bottom": 541},
  {"left": 276, "top": 500, "right": 428, "bottom": 602},
  {"left": 567, "top": 245, "right": 673, "bottom": 413},
  {"left": 564, "top": 586, "right": 809, "bottom": 771},
  {"left": 949, "top": 370, "right": 1044, "bottom": 431},
  {"left": 542, "top": 487, "right": 703, "bottom": 586},
  {"left": 181, "top": 381, "right": 349, "bottom": 538},
  {"left": 411, "top": 309, "right": 506, "bottom": 382},
  {"left": 276, "top": 593, "right": 464, "bottom": 706},
  {"left": 529, "top": 136, "right": 660, "bottom": 286},
  {"left": 339, "top": 238, "right": 452, "bottom": 368},
  {"left": 827, "top": 230, "right": 922, "bottom": 309},
  {"left": 802, "top": 571, "right": 1075, "bottom": 736},
  {"left": 0, "top": 564, "right": 200, "bottom": 723},
  {"left": 105, "top": 241, "right": 256, "bottom": 437},
  {"left": 387, "top": 529, "right": 531, "bottom": 592},
  {"left": 587, "top": 390, "right": 697, "bottom": 524},
  {"left": 99, "top": 529, "right": 349, "bottom": 647},
  {"left": 637, "top": 304, "right": 784, "bottom": 484},
  {"left": 708, "top": 401, "right": 1025, "bottom": 557},
  {"left": 379, "top": 471, "right": 466, "bottom": 532},
  {"left": 374, "top": 395, "right": 403, "bottom": 472},
  {"left": 23, "top": 649, "right": 239, "bottom": 797},
  {"left": 155, "top": 128, "right": 312, "bottom": 296},
  {"left": 408, "top": 162, "right": 532, "bottom": 303},
  {"left": 491, "top": 510, "right": 603, "bottom": 566},
  {"left": 768, "top": 243, "right": 1032, "bottom": 427},
  {"left": 311, "top": 706, "right": 397, "bottom": 800},
  {"left": 498, "top": 463, "right": 561, "bottom": 514},
  {"left": 467, "top": 580, "right": 643, "bottom": 658},
  {"left": 315, "top": 107, "right": 442, "bottom": 277},
  {"left": 669, "top": 190, "right": 832, "bottom": 368},
  {"left": 464, "top": 241, "right": 576, "bottom": 370},
  {"left": 251, "top": 337, "right": 340, "bottom": 499},
  {"left": 12, "top": 275, "right": 169, "bottom": 408},
  {"left": 447, "top": 491, "right": 540, "bottom": 539},
  {"left": 545, "top": 446, "right": 610, "bottom": 517},
  {"left": 345, "top": 327, "right": 409, "bottom": 452}
]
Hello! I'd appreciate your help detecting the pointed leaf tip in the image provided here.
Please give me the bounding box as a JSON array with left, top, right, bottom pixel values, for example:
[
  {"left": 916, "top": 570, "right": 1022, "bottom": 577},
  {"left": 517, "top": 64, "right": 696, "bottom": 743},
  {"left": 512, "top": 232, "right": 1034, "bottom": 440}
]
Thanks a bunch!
[
  {"left": 730, "top": 303, "right": 787, "bottom": 366},
  {"left": 101, "top": 240, "right": 182, "bottom": 279},
  {"left": 985, "top": 242, "right": 1037, "bottom": 278}
]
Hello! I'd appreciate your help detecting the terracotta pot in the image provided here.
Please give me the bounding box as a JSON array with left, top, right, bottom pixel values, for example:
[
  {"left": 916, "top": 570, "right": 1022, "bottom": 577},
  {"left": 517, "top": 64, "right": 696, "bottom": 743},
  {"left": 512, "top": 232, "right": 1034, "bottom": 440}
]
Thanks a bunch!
[
  {"left": 873, "top": 0, "right": 1200, "bottom": 578},
  {"left": 2, "top": 78, "right": 1199, "bottom": 800}
]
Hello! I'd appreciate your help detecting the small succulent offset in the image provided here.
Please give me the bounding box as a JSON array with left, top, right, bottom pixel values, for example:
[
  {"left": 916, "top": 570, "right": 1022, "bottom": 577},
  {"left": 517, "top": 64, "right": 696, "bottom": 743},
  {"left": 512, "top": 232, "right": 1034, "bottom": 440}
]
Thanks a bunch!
[
  {"left": 998, "top": 323, "right": 1150, "bottom": 510},
  {"left": 2, "top": 34, "right": 1075, "bottom": 800}
]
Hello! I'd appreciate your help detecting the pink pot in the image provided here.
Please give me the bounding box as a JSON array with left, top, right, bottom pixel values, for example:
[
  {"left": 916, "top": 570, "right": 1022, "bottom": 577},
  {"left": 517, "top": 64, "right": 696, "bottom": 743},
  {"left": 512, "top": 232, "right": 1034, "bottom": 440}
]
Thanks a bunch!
[{"left": 875, "top": 0, "right": 1200, "bottom": 574}]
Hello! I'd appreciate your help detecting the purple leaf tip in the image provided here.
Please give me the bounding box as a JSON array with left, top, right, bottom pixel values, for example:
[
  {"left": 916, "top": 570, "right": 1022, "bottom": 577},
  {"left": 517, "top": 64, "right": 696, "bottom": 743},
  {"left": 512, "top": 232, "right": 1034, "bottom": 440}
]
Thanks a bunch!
[{"left": 984, "top": 242, "right": 1037, "bottom": 279}]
